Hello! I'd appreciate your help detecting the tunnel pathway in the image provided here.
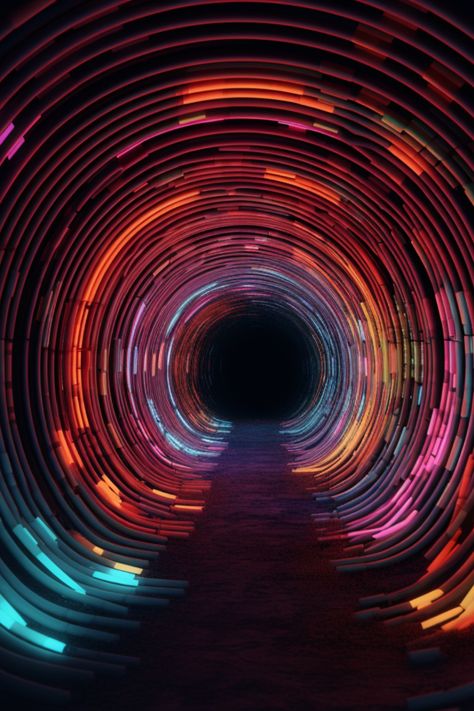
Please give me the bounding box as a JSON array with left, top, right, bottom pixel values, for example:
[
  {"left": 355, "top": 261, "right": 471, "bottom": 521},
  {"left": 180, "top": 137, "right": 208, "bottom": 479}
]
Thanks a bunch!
[{"left": 73, "top": 423, "right": 460, "bottom": 711}]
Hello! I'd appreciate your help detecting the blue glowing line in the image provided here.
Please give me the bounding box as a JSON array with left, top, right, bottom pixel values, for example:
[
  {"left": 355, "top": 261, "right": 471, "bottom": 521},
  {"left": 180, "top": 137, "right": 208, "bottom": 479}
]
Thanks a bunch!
[
  {"left": 0, "top": 596, "right": 65, "bottom": 653},
  {"left": 93, "top": 570, "right": 139, "bottom": 587},
  {"left": 35, "top": 517, "right": 57, "bottom": 541},
  {"left": 0, "top": 596, "right": 26, "bottom": 628},
  {"left": 37, "top": 552, "right": 86, "bottom": 595},
  {"left": 166, "top": 282, "right": 218, "bottom": 335}
]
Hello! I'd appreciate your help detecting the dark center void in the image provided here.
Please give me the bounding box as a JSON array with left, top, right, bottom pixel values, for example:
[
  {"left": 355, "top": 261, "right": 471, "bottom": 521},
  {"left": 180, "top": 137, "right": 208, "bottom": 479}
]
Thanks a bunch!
[{"left": 198, "top": 306, "right": 317, "bottom": 420}]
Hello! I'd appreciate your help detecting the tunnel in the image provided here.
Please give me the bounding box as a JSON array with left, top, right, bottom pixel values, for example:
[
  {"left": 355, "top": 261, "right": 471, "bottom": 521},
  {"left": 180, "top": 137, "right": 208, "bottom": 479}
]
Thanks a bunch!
[
  {"left": 0, "top": 1, "right": 472, "bottom": 710},
  {"left": 197, "top": 304, "right": 318, "bottom": 419}
]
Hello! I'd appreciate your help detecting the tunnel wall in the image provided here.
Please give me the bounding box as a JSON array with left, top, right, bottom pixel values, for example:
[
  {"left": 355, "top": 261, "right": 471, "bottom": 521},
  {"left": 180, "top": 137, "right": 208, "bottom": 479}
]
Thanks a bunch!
[{"left": 0, "top": 1, "right": 472, "bottom": 706}]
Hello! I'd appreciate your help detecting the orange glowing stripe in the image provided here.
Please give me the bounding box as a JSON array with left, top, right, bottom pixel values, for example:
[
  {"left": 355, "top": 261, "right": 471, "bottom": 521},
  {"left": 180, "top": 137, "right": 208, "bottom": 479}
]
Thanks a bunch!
[
  {"left": 294, "top": 177, "right": 340, "bottom": 203},
  {"left": 99, "top": 372, "right": 108, "bottom": 396},
  {"left": 181, "top": 81, "right": 334, "bottom": 112},
  {"left": 360, "top": 300, "right": 381, "bottom": 352},
  {"left": 71, "top": 346, "right": 78, "bottom": 387},
  {"left": 57, "top": 429, "right": 84, "bottom": 468},
  {"left": 410, "top": 589, "right": 443, "bottom": 610},
  {"left": 454, "top": 455, "right": 474, "bottom": 517},
  {"left": 72, "top": 532, "right": 105, "bottom": 555},
  {"left": 184, "top": 90, "right": 225, "bottom": 102},
  {"left": 76, "top": 363, "right": 83, "bottom": 393},
  {"left": 152, "top": 488, "right": 177, "bottom": 501},
  {"left": 96, "top": 477, "right": 122, "bottom": 507},
  {"left": 313, "top": 120, "right": 338, "bottom": 134},
  {"left": 102, "top": 475, "right": 120, "bottom": 495},
  {"left": 265, "top": 168, "right": 295, "bottom": 179},
  {"left": 70, "top": 306, "right": 91, "bottom": 430},
  {"left": 107, "top": 422, "right": 122, "bottom": 448},
  {"left": 264, "top": 169, "right": 340, "bottom": 204},
  {"left": 186, "top": 90, "right": 333, "bottom": 111},
  {"left": 427, "top": 536, "right": 460, "bottom": 573},
  {"left": 183, "top": 80, "right": 306, "bottom": 96},
  {"left": 76, "top": 303, "right": 88, "bottom": 349},
  {"left": 173, "top": 504, "right": 203, "bottom": 512},
  {"left": 114, "top": 562, "right": 143, "bottom": 575},
  {"left": 421, "top": 607, "right": 463, "bottom": 630},
  {"left": 73, "top": 393, "right": 89, "bottom": 430},
  {"left": 442, "top": 588, "right": 474, "bottom": 630},
  {"left": 293, "top": 223, "right": 325, "bottom": 241},
  {"left": 388, "top": 144, "right": 424, "bottom": 175},
  {"left": 83, "top": 192, "right": 199, "bottom": 303},
  {"left": 158, "top": 342, "right": 165, "bottom": 370},
  {"left": 443, "top": 608, "right": 474, "bottom": 631},
  {"left": 179, "top": 114, "right": 206, "bottom": 124},
  {"left": 71, "top": 326, "right": 85, "bottom": 388},
  {"left": 294, "top": 250, "right": 315, "bottom": 268},
  {"left": 461, "top": 586, "right": 474, "bottom": 611},
  {"left": 301, "top": 97, "right": 334, "bottom": 112},
  {"left": 438, "top": 577, "right": 473, "bottom": 630},
  {"left": 293, "top": 247, "right": 318, "bottom": 269}
]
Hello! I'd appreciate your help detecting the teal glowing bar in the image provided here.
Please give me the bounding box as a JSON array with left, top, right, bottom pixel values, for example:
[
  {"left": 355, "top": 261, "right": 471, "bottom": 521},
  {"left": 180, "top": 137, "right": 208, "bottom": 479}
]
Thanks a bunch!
[
  {"left": 37, "top": 552, "right": 86, "bottom": 595},
  {"left": 18, "top": 624, "right": 66, "bottom": 653},
  {"left": 14, "top": 524, "right": 85, "bottom": 594},
  {"left": 0, "top": 596, "right": 26, "bottom": 629},
  {"left": 35, "top": 517, "right": 57, "bottom": 541},
  {"left": 93, "top": 569, "right": 139, "bottom": 586},
  {"left": 14, "top": 524, "right": 38, "bottom": 551},
  {"left": 1, "top": 596, "right": 65, "bottom": 653}
]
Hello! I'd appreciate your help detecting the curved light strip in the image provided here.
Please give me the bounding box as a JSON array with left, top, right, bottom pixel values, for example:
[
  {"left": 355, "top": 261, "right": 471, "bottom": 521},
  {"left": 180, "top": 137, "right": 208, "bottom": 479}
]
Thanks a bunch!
[{"left": 0, "top": 1, "right": 472, "bottom": 707}]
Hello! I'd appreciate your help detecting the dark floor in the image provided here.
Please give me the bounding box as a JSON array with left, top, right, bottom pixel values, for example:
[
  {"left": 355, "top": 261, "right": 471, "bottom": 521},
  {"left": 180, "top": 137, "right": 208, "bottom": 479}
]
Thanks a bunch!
[{"left": 68, "top": 423, "right": 472, "bottom": 711}]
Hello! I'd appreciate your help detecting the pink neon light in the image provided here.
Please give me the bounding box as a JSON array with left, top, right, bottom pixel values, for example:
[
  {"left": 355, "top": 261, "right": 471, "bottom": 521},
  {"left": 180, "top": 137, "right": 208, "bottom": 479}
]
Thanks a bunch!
[
  {"left": 0, "top": 122, "right": 14, "bottom": 145},
  {"left": 7, "top": 136, "right": 25, "bottom": 159}
]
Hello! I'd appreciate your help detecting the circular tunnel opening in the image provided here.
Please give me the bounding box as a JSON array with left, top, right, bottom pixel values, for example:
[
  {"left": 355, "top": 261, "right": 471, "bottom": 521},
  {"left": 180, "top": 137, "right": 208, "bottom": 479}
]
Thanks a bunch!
[{"left": 197, "top": 305, "right": 318, "bottom": 421}]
